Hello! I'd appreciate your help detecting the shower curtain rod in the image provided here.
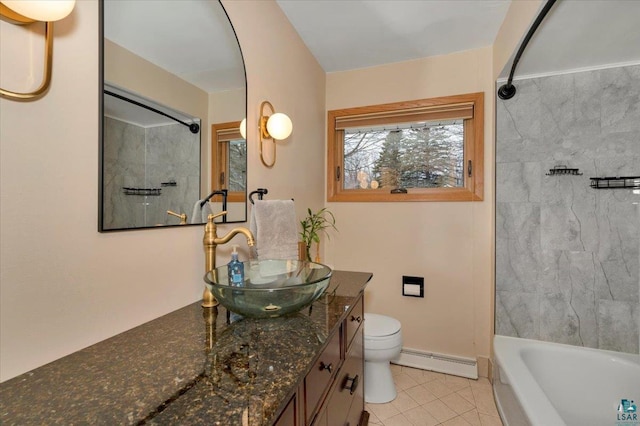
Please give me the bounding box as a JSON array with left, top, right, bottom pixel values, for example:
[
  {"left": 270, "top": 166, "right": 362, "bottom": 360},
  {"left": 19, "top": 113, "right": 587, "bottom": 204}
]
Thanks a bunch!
[
  {"left": 497, "top": 0, "right": 558, "bottom": 100},
  {"left": 104, "top": 90, "right": 200, "bottom": 134}
]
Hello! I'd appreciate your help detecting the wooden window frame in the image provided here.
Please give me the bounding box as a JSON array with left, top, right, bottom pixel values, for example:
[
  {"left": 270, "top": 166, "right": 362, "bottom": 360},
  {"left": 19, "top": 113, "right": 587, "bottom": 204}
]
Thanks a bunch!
[
  {"left": 211, "top": 121, "right": 245, "bottom": 203},
  {"left": 327, "top": 92, "right": 484, "bottom": 202}
]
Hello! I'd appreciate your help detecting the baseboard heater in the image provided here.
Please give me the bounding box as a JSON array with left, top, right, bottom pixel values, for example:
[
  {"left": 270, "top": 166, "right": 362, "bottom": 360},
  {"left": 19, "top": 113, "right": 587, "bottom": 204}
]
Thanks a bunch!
[{"left": 393, "top": 348, "right": 478, "bottom": 379}]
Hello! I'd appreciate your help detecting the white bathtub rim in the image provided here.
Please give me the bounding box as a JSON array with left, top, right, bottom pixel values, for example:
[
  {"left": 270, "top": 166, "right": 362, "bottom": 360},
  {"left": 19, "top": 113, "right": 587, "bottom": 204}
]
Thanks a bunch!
[
  {"left": 493, "top": 335, "right": 640, "bottom": 426},
  {"left": 493, "top": 335, "right": 566, "bottom": 426}
]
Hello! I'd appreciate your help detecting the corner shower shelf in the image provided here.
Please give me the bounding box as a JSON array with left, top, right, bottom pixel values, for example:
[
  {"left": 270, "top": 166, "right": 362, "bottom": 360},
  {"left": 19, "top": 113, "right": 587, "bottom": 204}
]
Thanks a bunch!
[
  {"left": 546, "top": 165, "right": 582, "bottom": 176},
  {"left": 589, "top": 176, "right": 640, "bottom": 189},
  {"left": 123, "top": 187, "right": 162, "bottom": 196}
]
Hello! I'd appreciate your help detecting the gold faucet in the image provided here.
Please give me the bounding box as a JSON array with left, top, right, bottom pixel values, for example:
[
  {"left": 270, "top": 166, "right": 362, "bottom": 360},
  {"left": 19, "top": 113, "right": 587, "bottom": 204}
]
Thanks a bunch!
[
  {"left": 167, "top": 210, "right": 187, "bottom": 224},
  {"left": 202, "top": 211, "right": 255, "bottom": 307}
]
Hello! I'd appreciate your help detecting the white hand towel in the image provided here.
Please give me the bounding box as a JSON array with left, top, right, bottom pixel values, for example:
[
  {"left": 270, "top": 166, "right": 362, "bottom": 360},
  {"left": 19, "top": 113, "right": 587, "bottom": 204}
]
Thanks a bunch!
[
  {"left": 250, "top": 200, "right": 298, "bottom": 260},
  {"left": 191, "top": 200, "right": 212, "bottom": 224}
]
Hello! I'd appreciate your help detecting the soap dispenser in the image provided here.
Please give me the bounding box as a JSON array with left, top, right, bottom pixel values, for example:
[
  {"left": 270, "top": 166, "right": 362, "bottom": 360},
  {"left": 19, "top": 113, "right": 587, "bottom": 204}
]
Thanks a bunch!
[{"left": 228, "top": 245, "right": 245, "bottom": 287}]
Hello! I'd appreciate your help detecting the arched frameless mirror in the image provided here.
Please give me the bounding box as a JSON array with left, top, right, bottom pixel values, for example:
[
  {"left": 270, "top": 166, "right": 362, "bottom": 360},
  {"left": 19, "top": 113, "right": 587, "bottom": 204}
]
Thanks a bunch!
[{"left": 99, "top": 0, "right": 247, "bottom": 232}]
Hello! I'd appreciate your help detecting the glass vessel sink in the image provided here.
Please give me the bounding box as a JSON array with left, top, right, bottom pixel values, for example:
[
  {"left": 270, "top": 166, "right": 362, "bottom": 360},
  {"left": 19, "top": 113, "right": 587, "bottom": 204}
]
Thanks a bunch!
[{"left": 204, "top": 259, "right": 332, "bottom": 318}]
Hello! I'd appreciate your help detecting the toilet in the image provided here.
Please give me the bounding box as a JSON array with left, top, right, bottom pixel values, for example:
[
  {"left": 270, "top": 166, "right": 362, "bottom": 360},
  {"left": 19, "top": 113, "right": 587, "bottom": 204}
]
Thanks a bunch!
[{"left": 363, "top": 313, "right": 402, "bottom": 404}]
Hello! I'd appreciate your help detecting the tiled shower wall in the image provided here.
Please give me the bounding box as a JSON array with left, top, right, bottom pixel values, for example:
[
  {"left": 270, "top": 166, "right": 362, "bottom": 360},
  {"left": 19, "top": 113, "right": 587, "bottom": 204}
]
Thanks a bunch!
[
  {"left": 495, "top": 64, "right": 640, "bottom": 354},
  {"left": 103, "top": 117, "right": 200, "bottom": 228}
]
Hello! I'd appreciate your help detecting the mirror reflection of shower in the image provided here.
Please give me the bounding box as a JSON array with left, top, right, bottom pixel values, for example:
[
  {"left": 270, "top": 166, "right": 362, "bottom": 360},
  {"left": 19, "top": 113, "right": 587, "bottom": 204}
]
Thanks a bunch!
[{"left": 102, "top": 84, "right": 201, "bottom": 230}]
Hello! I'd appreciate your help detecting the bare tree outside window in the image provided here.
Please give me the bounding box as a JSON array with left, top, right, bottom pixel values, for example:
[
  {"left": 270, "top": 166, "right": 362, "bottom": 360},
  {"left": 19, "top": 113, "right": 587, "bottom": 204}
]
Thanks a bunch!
[
  {"left": 228, "top": 139, "right": 246, "bottom": 192},
  {"left": 342, "top": 122, "right": 464, "bottom": 190}
]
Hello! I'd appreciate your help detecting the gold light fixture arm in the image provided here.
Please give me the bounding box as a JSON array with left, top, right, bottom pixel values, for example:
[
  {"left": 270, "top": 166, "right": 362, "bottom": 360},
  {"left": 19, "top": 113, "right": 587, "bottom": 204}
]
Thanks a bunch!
[
  {"left": 0, "top": 8, "right": 54, "bottom": 101},
  {"left": 259, "top": 101, "right": 276, "bottom": 168}
]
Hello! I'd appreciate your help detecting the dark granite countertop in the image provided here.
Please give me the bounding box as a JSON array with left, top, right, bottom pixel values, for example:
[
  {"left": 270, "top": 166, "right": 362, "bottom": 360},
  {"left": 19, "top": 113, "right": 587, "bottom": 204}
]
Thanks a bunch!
[{"left": 0, "top": 271, "right": 372, "bottom": 425}]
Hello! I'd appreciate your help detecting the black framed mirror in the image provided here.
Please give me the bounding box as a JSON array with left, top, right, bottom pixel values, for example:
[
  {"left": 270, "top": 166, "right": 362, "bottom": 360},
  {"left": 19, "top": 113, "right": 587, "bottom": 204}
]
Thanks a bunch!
[{"left": 99, "top": 0, "right": 247, "bottom": 232}]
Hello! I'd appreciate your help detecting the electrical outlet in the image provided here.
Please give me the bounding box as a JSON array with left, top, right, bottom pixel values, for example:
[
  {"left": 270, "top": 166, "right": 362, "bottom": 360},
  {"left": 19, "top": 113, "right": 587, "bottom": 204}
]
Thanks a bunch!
[{"left": 402, "top": 275, "right": 424, "bottom": 297}]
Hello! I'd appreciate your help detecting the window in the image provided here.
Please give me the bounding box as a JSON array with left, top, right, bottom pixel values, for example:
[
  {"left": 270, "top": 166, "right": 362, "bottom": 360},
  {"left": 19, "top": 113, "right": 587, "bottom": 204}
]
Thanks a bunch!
[
  {"left": 327, "top": 92, "right": 483, "bottom": 202},
  {"left": 211, "top": 121, "right": 246, "bottom": 202}
]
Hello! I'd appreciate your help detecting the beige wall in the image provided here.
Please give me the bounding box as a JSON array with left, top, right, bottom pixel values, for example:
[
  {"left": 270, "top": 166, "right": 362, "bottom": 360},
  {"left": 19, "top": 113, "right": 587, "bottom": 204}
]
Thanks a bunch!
[
  {"left": 325, "top": 48, "right": 495, "bottom": 371},
  {"left": 0, "top": 0, "right": 535, "bottom": 383},
  {"left": 222, "top": 1, "right": 327, "bottom": 221},
  {"left": 0, "top": 0, "right": 325, "bottom": 382}
]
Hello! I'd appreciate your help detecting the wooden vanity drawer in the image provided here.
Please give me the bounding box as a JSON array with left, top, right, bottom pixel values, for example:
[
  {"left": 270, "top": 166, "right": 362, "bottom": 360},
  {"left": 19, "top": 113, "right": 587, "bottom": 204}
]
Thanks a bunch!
[
  {"left": 304, "top": 330, "right": 341, "bottom": 424},
  {"left": 326, "top": 330, "right": 364, "bottom": 426},
  {"left": 274, "top": 394, "right": 298, "bottom": 426},
  {"left": 345, "top": 297, "right": 363, "bottom": 351}
]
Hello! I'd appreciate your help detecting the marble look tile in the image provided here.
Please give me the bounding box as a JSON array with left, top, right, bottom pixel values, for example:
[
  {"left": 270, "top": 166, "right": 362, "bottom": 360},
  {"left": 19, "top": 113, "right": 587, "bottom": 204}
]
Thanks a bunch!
[
  {"left": 497, "top": 63, "right": 640, "bottom": 354},
  {"left": 496, "top": 203, "right": 541, "bottom": 293},
  {"left": 540, "top": 192, "right": 597, "bottom": 253},
  {"left": 539, "top": 71, "right": 601, "bottom": 140},
  {"left": 601, "top": 65, "right": 640, "bottom": 134},
  {"left": 496, "top": 162, "right": 541, "bottom": 203},
  {"left": 496, "top": 79, "right": 542, "bottom": 141},
  {"left": 541, "top": 250, "right": 598, "bottom": 295},
  {"left": 540, "top": 292, "right": 598, "bottom": 348},
  {"left": 598, "top": 300, "right": 640, "bottom": 353},
  {"left": 495, "top": 291, "right": 539, "bottom": 339}
]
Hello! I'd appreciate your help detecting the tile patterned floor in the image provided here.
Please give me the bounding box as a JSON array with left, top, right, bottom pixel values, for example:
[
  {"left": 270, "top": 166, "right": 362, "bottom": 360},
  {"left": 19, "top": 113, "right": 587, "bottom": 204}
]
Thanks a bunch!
[{"left": 366, "top": 365, "right": 504, "bottom": 426}]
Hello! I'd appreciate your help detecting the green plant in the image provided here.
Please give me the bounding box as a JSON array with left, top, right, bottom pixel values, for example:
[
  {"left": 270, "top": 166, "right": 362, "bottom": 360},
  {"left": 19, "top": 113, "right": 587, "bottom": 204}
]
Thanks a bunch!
[{"left": 299, "top": 207, "right": 337, "bottom": 261}]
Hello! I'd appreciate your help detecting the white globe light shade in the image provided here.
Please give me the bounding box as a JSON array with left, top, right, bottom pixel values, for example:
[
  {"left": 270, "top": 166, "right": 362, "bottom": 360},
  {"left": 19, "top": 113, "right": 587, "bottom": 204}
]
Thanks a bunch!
[
  {"left": 266, "top": 113, "right": 292, "bottom": 140},
  {"left": 1, "top": 0, "right": 76, "bottom": 21},
  {"left": 239, "top": 118, "right": 247, "bottom": 139}
]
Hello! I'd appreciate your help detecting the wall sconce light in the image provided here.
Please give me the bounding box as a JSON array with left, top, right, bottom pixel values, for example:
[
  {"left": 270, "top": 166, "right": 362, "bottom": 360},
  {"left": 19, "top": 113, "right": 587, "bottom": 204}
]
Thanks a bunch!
[
  {"left": 258, "top": 101, "right": 292, "bottom": 168},
  {"left": 0, "top": 0, "right": 76, "bottom": 101},
  {"left": 239, "top": 118, "right": 247, "bottom": 139}
]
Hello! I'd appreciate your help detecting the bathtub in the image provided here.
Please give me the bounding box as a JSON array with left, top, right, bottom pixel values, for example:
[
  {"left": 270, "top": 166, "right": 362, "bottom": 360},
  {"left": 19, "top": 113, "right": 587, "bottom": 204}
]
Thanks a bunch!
[{"left": 493, "top": 335, "right": 640, "bottom": 426}]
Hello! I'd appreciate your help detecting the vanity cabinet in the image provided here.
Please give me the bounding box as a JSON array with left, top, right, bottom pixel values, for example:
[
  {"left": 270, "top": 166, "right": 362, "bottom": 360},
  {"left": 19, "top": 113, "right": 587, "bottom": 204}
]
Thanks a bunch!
[
  {"left": 275, "top": 294, "right": 366, "bottom": 426},
  {"left": 0, "top": 271, "right": 372, "bottom": 425}
]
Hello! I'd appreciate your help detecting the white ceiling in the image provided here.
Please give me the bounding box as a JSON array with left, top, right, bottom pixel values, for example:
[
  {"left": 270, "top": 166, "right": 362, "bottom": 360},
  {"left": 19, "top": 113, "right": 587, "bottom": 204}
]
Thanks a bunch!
[
  {"left": 276, "top": 0, "right": 640, "bottom": 79},
  {"left": 504, "top": 0, "right": 640, "bottom": 79},
  {"left": 276, "top": 0, "right": 511, "bottom": 73},
  {"left": 103, "top": 0, "right": 640, "bottom": 95},
  {"left": 104, "top": 0, "right": 244, "bottom": 94}
]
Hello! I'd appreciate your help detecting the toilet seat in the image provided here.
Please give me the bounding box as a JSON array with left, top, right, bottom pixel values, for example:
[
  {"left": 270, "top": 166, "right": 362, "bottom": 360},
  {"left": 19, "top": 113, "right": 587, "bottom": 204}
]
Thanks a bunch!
[{"left": 365, "top": 313, "right": 401, "bottom": 338}]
